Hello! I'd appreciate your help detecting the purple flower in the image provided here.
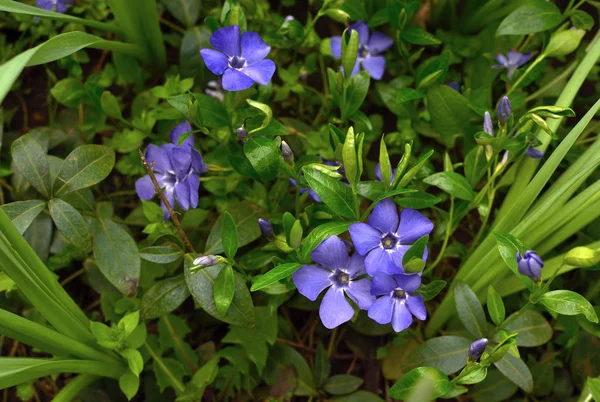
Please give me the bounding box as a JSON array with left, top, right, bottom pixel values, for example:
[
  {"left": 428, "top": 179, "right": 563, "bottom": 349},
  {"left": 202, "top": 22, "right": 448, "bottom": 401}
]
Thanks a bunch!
[
  {"left": 447, "top": 82, "right": 461, "bottom": 92},
  {"left": 135, "top": 122, "right": 207, "bottom": 220},
  {"left": 368, "top": 272, "right": 426, "bottom": 332},
  {"left": 292, "top": 236, "right": 375, "bottom": 329},
  {"left": 258, "top": 218, "right": 274, "bottom": 238},
  {"left": 497, "top": 96, "right": 511, "bottom": 124},
  {"left": 468, "top": 338, "right": 488, "bottom": 361},
  {"left": 517, "top": 250, "right": 544, "bottom": 281},
  {"left": 492, "top": 50, "right": 532, "bottom": 79},
  {"left": 526, "top": 146, "right": 544, "bottom": 159},
  {"left": 330, "top": 21, "right": 393, "bottom": 80},
  {"left": 349, "top": 199, "right": 433, "bottom": 276},
  {"left": 200, "top": 25, "right": 276, "bottom": 91},
  {"left": 375, "top": 163, "right": 396, "bottom": 185},
  {"left": 290, "top": 178, "right": 321, "bottom": 202},
  {"left": 483, "top": 111, "right": 494, "bottom": 136},
  {"left": 36, "top": 0, "right": 72, "bottom": 13}
]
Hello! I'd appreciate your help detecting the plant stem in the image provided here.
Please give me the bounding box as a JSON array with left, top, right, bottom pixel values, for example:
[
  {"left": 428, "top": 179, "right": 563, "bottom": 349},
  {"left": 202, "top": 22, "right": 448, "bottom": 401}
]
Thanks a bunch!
[
  {"left": 51, "top": 374, "right": 99, "bottom": 402},
  {"left": 425, "top": 196, "right": 454, "bottom": 274},
  {"left": 139, "top": 150, "right": 196, "bottom": 253},
  {"left": 506, "top": 55, "right": 545, "bottom": 97},
  {"left": 144, "top": 342, "right": 186, "bottom": 393}
]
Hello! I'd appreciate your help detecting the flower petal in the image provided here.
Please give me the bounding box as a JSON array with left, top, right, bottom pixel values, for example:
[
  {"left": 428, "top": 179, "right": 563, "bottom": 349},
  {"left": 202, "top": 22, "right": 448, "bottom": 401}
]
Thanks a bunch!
[
  {"left": 368, "top": 295, "right": 393, "bottom": 325},
  {"left": 361, "top": 56, "right": 386, "bottom": 80},
  {"left": 365, "top": 247, "right": 402, "bottom": 276},
  {"left": 407, "top": 294, "right": 427, "bottom": 320},
  {"left": 36, "top": 0, "right": 53, "bottom": 10},
  {"left": 495, "top": 53, "right": 508, "bottom": 66},
  {"left": 370, "top": 272, "right": 397, "bottom": 296},
  {"left": 393, "top": 273, "right": 422, "bottom": 294},
  {"left": 320, "top": 287, "right": 354, "bottom": 329},
  {"left": 170, "top": 121, "right": 193, "bottom": 146},
  {"left": 191, "top": 149, "right": 207, "bottom": 173},
  {"left": 210, "top": 25, "right": 240, "bottom": 57},
  {"left": 242, "top": 59, "right": 276, "bottom": 85},
  {"left": 240, "top": 32, "right": 271, "bottom": 64},
  {"left": 397, "top": 208, "right": 434, "bottom": 244},
  {"left": 174, "top": 180, "right": 191, "bottom": 211},
  {"left": 222, "top": 68, "right": 255, "bottom": 91},
  {"left": 160, "top": 188, "right": 175, "bottom": 220},
  {"left": 187, "top": 173, "right": 200, "bottom": 209},
  {"left": 346, "top": 278, "right": 375, "bottom": 310},
  {"left": 349, "top": 21, "right": 370, "bottom": 46},
  {"left": 200, "top": 49, "right": 229, "bottom": 75},
  {"left": 292, "top": 265, "right": 332, "bottom": 301},
  {"left": 392, "top": 302, "right": 413, "bottom": 332},
  {"left": 526, "top": 146, "right": 544, "bottom": 159},
  {"left": 368, "top": 32, "right": 393, "bottom": 54},
  {"left": 349, "top": 222, "right": 381, "bottom": 255},
  {"left": 56, "top": 0, "right": 71, "bottom": 12},
  {"left": 368, "top": 199, "right": 399, "bottom": 234},
  {"left": 145, "top": 144, "right": 172, "bottom": 173},
  {"left": 330, "top": 36, "right": 342, "bottom": 58},
  {"left": 346, "top": 253, "right": 367, "bottom": 277},
  {"left": 170, "top": 146, "right": 193, "bottom": 180},
  {"left": 135, "top": 176, "right": 155, "bottom": 200},
  {"left": 311, "top": 235, "right": 349, "bottom": 270}
]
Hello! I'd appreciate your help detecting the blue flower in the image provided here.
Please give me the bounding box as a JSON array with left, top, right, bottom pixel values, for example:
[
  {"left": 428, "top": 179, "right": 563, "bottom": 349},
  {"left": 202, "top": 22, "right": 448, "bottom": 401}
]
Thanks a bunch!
[
  {"left": 468, "top": 338, "right": 489, "bottom": 361},
  {"left": 447, "top": 82, "right": 461, "bottom": 92},
  {"left": 36, "top": 0, "right": 72, "bottom": 13},
  {"left": 492, "top": 50, "right": 532, "bottom": 79},
  {"left": 200, "top": 25, "right": 276, "bottom": 91},
  {"left": 292, "top": 236, "right": 375, "bottom": 329},
  {"left": 289, "top": 178, "right": 321, "bottom": 202},
  {"left": 330, "top": 21, "right": 393, "bottom": 80},
  {"left": 483, "top": 111, "right": 494, "bottom": 136},
  {"left": 135, "top": 122, "right": 207, "bottom": 220},
  {"left": 497, "top": 96, "right": 511, "bottom": 124},
  {"left": 368, "top": 272, "right": 426, "bottom": 332},
  {"left": 258, "top": 218, "right": 274, "bottom": 238},
  {"left": 517, "top": 250, "right": 544, "bottom": 281},
  {"left": 526, "top": 146, "right": 544, "bottom": 159},
  {"left": 349, "top": 199, "right": 433, "bottom": 276}
]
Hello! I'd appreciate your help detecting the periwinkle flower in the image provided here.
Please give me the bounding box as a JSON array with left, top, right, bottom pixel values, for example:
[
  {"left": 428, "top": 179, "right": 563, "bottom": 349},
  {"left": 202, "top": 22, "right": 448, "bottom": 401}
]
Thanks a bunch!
[
  {"left": 375, "top": 163, "right": 396, "bottom": 185},
  {"left": 193, "top": 255, "right": 219, "bottom": 267},
  {"left": 349, "top": 199, "right": 433, "bottom": 276},
  {"left": 289, "top": 178, "right": 321, "bottom": 202},
  {"left": 368, "top": 272, "right": 426, "bottom": 332},
  {"left": 36, "top": 0, "right": 72, "bottom": 13},
  {"left": 330, "top": 21, "right": 393, "bottom": 80},
  {"left": 292, "top": 236, "right": 375, "bottom": 329},
  {"left": 200, "top": 25, "right": 276, "bottom": 91},
  {"left": 492, "top": 50, "right": 532, "bottom": 79},
  {"left": 468, "top": 338, "right": 489, "bottom": 361},
  {"left": 483, "top": 111, "right": 494, "bottom": 136},
  {"left": 258, "top": 218, "right": 274, "bottom": 238},
  {"left": 517, "top": 250, "right": 544, "bottom": 281},
  {"left": 136, "top": 122, "right": 207, "bottom": 219},
  {"left": 526, "top": 146, "right": 544, "bottom": 159},
  {"left": 497, "top": 96, "right": 511, "bottom": 124}
]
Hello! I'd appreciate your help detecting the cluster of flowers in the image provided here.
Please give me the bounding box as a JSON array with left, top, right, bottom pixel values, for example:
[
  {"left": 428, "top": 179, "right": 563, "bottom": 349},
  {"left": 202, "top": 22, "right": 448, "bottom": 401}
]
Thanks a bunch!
[{"left": 291, "top": 199, "right": 434, "bottom": 331}]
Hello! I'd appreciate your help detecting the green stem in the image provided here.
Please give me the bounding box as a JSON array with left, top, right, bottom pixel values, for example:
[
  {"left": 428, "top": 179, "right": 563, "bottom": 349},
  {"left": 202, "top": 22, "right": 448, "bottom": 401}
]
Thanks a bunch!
[
  {"left": 424, "top": 197, "right": 454, "bottom": 274},
  {"left": 144, "top": 342, "right": 185, "bottom": 393},
  {"left": 51, "top": 375, "right": 99, "bottom": 402},
  {"left": 299, "top": 0, "right": 331, "bottom": 47},
  {"left": 506, "top": 55, "right": 545, "bottom": 97},
  {"left": 525, "top": 62, "right": 577, "bottom": 102}
]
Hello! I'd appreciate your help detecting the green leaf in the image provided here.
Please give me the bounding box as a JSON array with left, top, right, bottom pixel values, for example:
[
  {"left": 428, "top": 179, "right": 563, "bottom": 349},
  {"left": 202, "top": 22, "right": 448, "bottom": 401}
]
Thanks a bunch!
[
  {"left": 314, "top": 342, "right": 330, "bottom": 388},
  {"left": 11, "top": 134, "right": 52, "bottom": 198},
  {"left": 401, "top": 27, "right": 441, "bottom": 45},
  {"left": 543, "top": 28, "right": 586, "bottom": 58},
  {"left": 213, "top": 264, "right": 235, "bottom": 315},
  {"left": 93, "top": 217, "right": 140, "bottom": 297},
  {"left": 341, "top": 71, "right": 370, "bottom": 120},
  {"left": 251, "top": 263, "right": 301, "bottom": 291},
  {"left": 343, "top": 127, "right": 360, "bottom": 190},
  {"left": 396, "top": 191, "right": 440, "bottom": 209},
  {"left": 588, "top": 377, "right": 600, "bottom": 402},
  {"left": 54, "top": 145, "right": 115, "bottom": 196},
  {"left": 379, "top": 135, "right": 392, "bottom": 190},
  {"left": 162, "top": 0, "right": 200, "bottom": 27},
  {"left": 178, "top": 357, "right": 220, "bottom": 400},
  {"left": 389, "top": 367, "right": 453, "bottom": 400},
  {"left": 184, "top": 256, "right": 255, "bottom": 327},
  {"left": 265, "top": 343, "right": 316, "bottom": 396},
  {"left": 221, "top": 212, "right": 238, "bottom": 259},
  {"left": 493, "top": 233, "right": 533, "bottom": 289},
  {"left": 465, "top": 146, "right": 488, "bottom": 187},
  {"left": 119, "top": 370, "right": 140, "bottom": 400},
  {"left": 323, "top": 375, "right": 363, "bottom": 395},
  {"left": 204, "top": 203, "right": 262, "bottom": 255},
  {"left": 402, "top": 235, "right": 429, "bottom": 266},
  {"left": 423, "top": 172, "right": 475, "bottom": 201},
  {"left": 493, "top": 354, "right": 533, "bottom": 392},
  {"left": 396, "top": 88, "right": 425, "bottom": 104},
  {"left": 101, "top": 91, "right": 123, "bottom": 120},
  {"left": 499, "top": 310, "right": 552, "bottom": 347},
  {"left": 425, "top": 85, "right": 475, "bottom": 148},
  {"left": 140, "top": 275, "right": 189, "bottom": 320},
  {"left": 496, "top": 0, "right": 562, "bottom": 36},
  {"left": 487, "top": 286, "right": 505, "bottom": 326},
  {"left": 300, "top": 221, "right": 352, "bottom": 263},
  {"left": 193, "top": 93, "right": 229, "bottom": 128},
  {"left": 330, "top": 391, "right": 384, "bottom": 402},
  {"left": 243, "top": 138, "right": 280, "bottom": 180},
  {"left": 538, "top": 290, "right": 599, "bottom": 323},
  {"left": 406, "top": 336, "right": 471, "bottom": 375},
  {"left": 51, "top": 78, "right": 85, "bottom": 108},
  {"left": 470, "top": 368, "right": 517, "bottom": 402},
  {"left": 454, "top": 282, "right": 487, "bottom": 338},
  {"left": 342, "top": 28, "right": 359, "bottom": 82},
  {"left": 455, "top": 364, "right": 488, "bottom": 385},
  {"left": 416, "top": 280, "right": 446, "bottom": 302},
  {"left": 180, "top": 27, "right": 210, "bottom": 82},
  {"left": 246, "top": 99, "right": 273, "bottom": 134},
  {"left": 571, "top": 10, "right": 594, "bottom": 30},
  {"left": 48, "top": 198, "right": 91, "bottom": 251},
  {"left": 139, "top": 245, "right": 183, "bottom": 264},
  {"left": 120, "top": 348, "right": 144, "bottom": 377},
  {"left": 0, "top": 200, "right": 46, "bottom": 234},
  {"left": 303, "top": 165, "right": 358, "bottom": 220}
]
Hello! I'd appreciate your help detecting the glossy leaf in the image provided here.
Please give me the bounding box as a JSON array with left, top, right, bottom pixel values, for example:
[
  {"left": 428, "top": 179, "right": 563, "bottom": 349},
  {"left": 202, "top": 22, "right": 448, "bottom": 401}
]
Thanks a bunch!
[
  {"left": 493, "top": 353, "right": 533, "bottom": 392},
  {"left": 11, "top": 134, "right": 52, "bottom": 198},
  {"left": 323, "top": 375, "right": 363, "bottom": 395},
  {"left": 487, "top": 286, "right": 505, "bottom": 326},
  {"left": 246, "top": 99, "right": 273, "bottom": 134},
  {"left": 140, "top": 275, "right": 189, "bottom": 320},
  {"left": 341, "top": 71, "right": 370, "bottom": 120},
  {"left": 406, "top": 336, "right": 471, "bottom": 375},
  {"left": 221, "top": 212, "right": 238, "bottom": 259},
  {"left": 396, "top": 191, "right": 440, "bottom": 209},
  {"left": 204, "top": 203, "right": 262, "bottom": 255},
  {"left": 454, "top": 282, "right": 487, "bottom": 338},
  {"left": 303, "top": 165, "right": 358, "bottom": 220},
  {"left": 538, "top": 290, "right": 599, "bottom": 323},
  {"left": 389, "top": 367, "right": 453, "bottom": 400},
  {"left": 496, "top": 0, "right": 562, "bottom": 36},
  {"left": 139, "top": 245, "right": 183, "bottom": 264},
  {"left": 213, "top": 264, "right": 235, "bottom": 315},
  {"left": 49, "top": 199, "right": 91, "bottom": 251},
  {"left": 244, "top": 138, "right": 280, "bottom": 180},
  {"left": 300, "top": 221, "right": 352, "bottom": 263},
  {"left": 401, "top": 27, "right": 441, "bottom": 45},
  {"left": 54, "top": 145, "right": 115, "bottom": 196},
  {"left": 251, "top": 263, "right": 301, "bottom": 291},
  {"left": 424, "top": 172, "right": 475, "bottom": 201}
]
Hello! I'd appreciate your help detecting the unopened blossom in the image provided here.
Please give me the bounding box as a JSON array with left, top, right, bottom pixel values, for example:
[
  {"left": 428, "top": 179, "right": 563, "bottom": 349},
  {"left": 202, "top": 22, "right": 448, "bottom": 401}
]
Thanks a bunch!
[
  {"left": 193, "top": 255, "right": 219, "bottom": 267},
  {"left": 258, "top": 218, "right": 274, "bottom": 238},
  {"left": 526, "top": 146, "right": 544, "bottom": 159},
  {"left": 281, "top": 141, "right": 294, "bottom": 164},
  {"left": 517, "top": 250, "right": 544, "bottom": 281},
  {"left": 492, "top": 50, "right": 532, "bottom": 79},
  {"left": 368, "top": 272, "right": 426, "bottom": 332},
  {"left": 483, "top": 111, "right": 494, "bottom": 136},
  {"left": 330, "top": 21, "right": 393, "bottom": 80},
  {"left": 349, "top": 199, "right": 433, "bottom": 276},
  {"left": 200, "top": 25, "right": 276, "bottom": 91},
  {"left": 468, "top": 338, "right": 489, "bottom": 361},
  {"left": 292, "top": 236, "right": 375, "bottom": 329},
  {"left": 36, "top": 0, "right": 72, "bottom": 13},
  {"left": 236, "top": 126, "right": 248, "bottom": 142},
  {"left": 497, "top": 96, "right": 511, "bottom": 124},
  {"left": 136, "top": 122, "right": 207, "bottom": 219}
]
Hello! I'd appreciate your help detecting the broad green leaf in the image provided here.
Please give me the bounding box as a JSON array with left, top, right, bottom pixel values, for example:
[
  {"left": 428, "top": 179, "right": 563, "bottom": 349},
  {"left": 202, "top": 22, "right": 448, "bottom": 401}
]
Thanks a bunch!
[
  {"left": 140, "top": 275, "right": 189, "bottom": 320},
  {"left": 11, "top": 134, "right": 52, "bottom": 198},
  {"left": 543, "top": 29, "right": 586, "bottom": 58},
  {"left": 470, "top": 368, "right": 518, "bottom": 402},
  {"left": 139, "top": 245, "right": 183, "bottom": 264},
  {"left": 395, "top": 88, "right": 425, "bottom": 104},
  {"left": 499, "top": 310, "right": 551, "bottom": 347},
  {"left": 204, "top": 203, "right": 262, "bottom": 255},
  {"left": 396, "top": 191, "right": 440, "bottom": 209},
  {"left": 49, "top": 199, "right": 91, "bottom": 251},
  {"left": 496, "top": 0, "right": 562, "bottom": 36},
  {"left": 487, "top": 286, "right": 505, "bottom": 326},
  {"left": 246, "top": 99, "right": 273, "bottom": 134},
  {"left": 243, "top": 138, "right": 280, "bottom": 180},
  {"left": 389, "top": 367, "right": 453, "bottom": 400},
  {"left": 100, "top": 91, "right": 123, "bottom": 120},
  {"left": 416, "top": 280, "right": 446, "bottom": 302},
  {"left": 93, "top": 217, "right": 140, "bottom": 297},
  {"left": 455, "top": 364, "right": 488, "bottom": 385},
  {"left": 221, "top": 212, "right": 238, "bottom": 259},
  {"left": 454, "top": 282, "right": 487, "bottom": 338},
  {"left": 538, "top": 290, "right": 599, "bottom": 323},
  {"left": 193, "top": 93, "right": 229, "bottom": 128},
  {"left": 303, "top": 165, "right": 358, "bottom": 220},
  {"left": 54, "top": 145, "right": 115, "bottom": 196},
  {"left": 51, "top": 78, "right": 85, "bottom": 108},
  {"left": 184, "top": 256, "right": 254, "bottom": 327},
  {"left": 341, "top": 71, "right": 370, "bottom": 120},
  {"left": 119, "top": 371, "right": 140, "bottom": 400},
  {"left": 178, "top": 357, "right": 220, "bottom": 400},
  {"left": 120, "top": 348, "right": 143, "bottom": 377},
  {"left": 162, "top": 0, "right": 200, "bottom": 27},
  {"left": 493, "top": 354, "right": 533, "bottom": 392},
  {"left": 401, "top": 27, "right": 441, "bottom": 45},
  {"left": 426, "top": 85, "right": 475, "bottom": 147},
  {"left": 323, "top": 375, "right": 363, "bottom": 395},
  {"left": 0, "top": 200, "right": 46, "bottom": 234},
  {"left": 423, "top": 172, "right": 475, "bottom": 201},
  {"left": 265, "top": 343, "right": 316, "bottom": 396},
  {"left": 213, "top": 264, "right": 235, "bottom": 315},
  {"left": 571, "top": 10, "right": 594, "bottom": 30},
  {"left": 300, "top": 221, "right": 352, "bottom": 263},
  {"left": 251, "top": 263, "right": 301, "bottom": 291},
  {"left": 406, "top": 336, "right": 471, "bottom": 375},
  {"left": 402, "top": 235, "right": 429, "bottom": 266}
]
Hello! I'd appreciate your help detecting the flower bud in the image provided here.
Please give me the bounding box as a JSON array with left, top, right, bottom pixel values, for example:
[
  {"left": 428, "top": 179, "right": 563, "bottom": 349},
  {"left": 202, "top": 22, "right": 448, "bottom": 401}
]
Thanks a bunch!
[
  {"left": 236, "top": 126, "right": 248, "bottom": 141},
  {"left": 564, "top": 246, "right": 600, "bottom": 268},
  {"left": 525, "top": 146, "right": 543, "bottom": 159},
  {"left": 468, "top": 338, "right": 488, "bottom": 361},
  {"left": 497, "top": 96, "right": 511, "bottom": 124},
  {"left": 517, "top": 250, "right": 543, "bottom": 282},
  {"left": 281, "top": 140, "right": 294, "bottom": 164},
  {"left": 258, "top": 218, "right": 274, "bottom": 238},
  {"left": 193, "top": 255, "right": 219, "bottom": 267},
  {"left": 284, "top": 15, "right": 295, "bottom": 22},
  {"left": 483, "top": 111, "right": 494, "bottom": 136}
]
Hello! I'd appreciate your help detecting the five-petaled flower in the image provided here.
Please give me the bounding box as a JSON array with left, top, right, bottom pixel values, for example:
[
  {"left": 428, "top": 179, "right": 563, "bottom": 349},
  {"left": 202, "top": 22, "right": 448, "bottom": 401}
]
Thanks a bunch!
[
  {"left": 200, "top": 25, "right": 276, "bottom": 91},
  {"left": 492, "top": 50, "right": 532, "bottom": 79},
  {"left": 368, "top": 272, "right": 426, "bottom": 332},
  {"left": 349, "top": 199, "right": 433, "bottom": 276},
  {"left": 517, "top": 250, "right": 544, "bottom": 281},
  {"left": 330, "top": 21, "right": 393, "bottom": 80},
  {"left": 36, "top": 0, "right": 72, "bottom": 13},
  {"left": 292, "top": 236, "right": 375, "bottom": 329},
  {"left": 136, "top": 121, "right": 207, "bottom": 220}
]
